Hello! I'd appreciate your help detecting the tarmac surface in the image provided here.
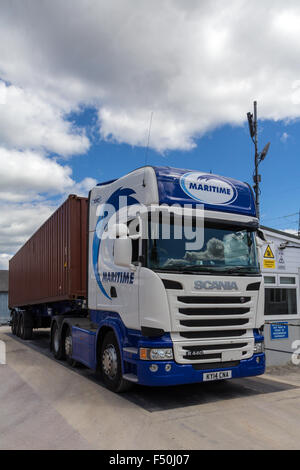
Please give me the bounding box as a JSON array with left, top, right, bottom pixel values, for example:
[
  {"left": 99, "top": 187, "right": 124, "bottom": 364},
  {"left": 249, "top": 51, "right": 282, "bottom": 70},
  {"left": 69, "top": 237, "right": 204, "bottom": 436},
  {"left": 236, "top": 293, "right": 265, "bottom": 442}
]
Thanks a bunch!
[{"left": 1, "top": 325, "right": 300, "bottom": 450}]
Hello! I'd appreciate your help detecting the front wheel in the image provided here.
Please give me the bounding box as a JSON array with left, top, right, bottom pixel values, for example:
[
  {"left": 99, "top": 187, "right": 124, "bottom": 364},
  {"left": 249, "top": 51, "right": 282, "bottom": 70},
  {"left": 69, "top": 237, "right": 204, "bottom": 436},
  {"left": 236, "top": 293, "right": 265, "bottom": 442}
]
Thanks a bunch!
[
  {"left": 100, "top": 331, "right": 132, "bottom": 393},
  {"left": 64, "top": 326, "right": 78, "bottom": 367}
]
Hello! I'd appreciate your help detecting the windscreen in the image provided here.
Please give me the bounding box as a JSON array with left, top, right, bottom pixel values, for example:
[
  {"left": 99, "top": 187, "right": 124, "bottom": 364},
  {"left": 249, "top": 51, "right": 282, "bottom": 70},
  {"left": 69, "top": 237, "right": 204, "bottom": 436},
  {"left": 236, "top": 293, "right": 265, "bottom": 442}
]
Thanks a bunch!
[{"left": 146, "top": 219, "right": 259, "bottom": 274}]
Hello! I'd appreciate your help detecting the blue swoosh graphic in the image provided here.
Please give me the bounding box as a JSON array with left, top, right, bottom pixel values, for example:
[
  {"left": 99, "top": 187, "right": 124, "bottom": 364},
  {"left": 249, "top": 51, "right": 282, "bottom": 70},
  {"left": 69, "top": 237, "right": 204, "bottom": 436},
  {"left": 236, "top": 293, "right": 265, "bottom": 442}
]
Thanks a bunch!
[{"left": 92, "top": 187, "right": 139, "bottom": 300}]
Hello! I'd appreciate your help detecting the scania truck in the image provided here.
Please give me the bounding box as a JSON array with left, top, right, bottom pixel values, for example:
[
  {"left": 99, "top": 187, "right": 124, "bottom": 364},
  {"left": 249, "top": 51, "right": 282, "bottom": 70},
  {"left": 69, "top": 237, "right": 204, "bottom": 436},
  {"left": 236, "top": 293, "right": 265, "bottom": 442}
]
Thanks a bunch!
[{"left": 9, "top": 166, "right": 265, "bottom": 392}]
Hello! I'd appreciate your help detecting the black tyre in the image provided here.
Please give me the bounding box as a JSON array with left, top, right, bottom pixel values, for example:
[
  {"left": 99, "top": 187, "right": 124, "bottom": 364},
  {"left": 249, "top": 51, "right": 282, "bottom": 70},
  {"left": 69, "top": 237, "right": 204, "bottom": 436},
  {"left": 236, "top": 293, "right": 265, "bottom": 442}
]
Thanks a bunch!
[
  {"left": 100, "top": 331, "right": 132, "bottom": 393},
  {"left": 22, "top": 326, "right": 33, "bottom": 340},
  {"left": 17, "top": 312, "right": 33, "bottom": 340},
  {"left": 11, "top": 311, "right": 17, "bottom": 335},
  {"left": 64, "top": 326, "right": 78, "bottom": 367},
  {"left": 19, "top": 314, "right": 25, "bottom": 339},
  {"left": 22, "top": 314, "right": 33, "bottom": 340},
  {"left": 51, "top": 322, "right": 64, "bottom": 359},
  {"left": 16, "top": 313, "right": 21, "bottom": 337}
]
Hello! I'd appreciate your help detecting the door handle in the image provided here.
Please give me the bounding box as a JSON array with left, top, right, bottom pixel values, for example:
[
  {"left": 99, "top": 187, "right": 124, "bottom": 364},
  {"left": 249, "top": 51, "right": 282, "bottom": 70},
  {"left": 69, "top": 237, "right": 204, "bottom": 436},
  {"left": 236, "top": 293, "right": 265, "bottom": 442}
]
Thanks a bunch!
[{"left": 110, "top": 286, "right": 117, "bottom": 298}]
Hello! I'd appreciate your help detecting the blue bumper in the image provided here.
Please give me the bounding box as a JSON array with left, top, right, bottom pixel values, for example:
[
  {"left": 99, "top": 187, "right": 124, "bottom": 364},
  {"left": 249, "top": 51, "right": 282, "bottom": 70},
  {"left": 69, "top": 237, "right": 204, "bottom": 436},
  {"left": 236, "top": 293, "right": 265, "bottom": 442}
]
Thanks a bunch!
[{"left": 135, "top": 354, "right": 265, "bottom": 387}]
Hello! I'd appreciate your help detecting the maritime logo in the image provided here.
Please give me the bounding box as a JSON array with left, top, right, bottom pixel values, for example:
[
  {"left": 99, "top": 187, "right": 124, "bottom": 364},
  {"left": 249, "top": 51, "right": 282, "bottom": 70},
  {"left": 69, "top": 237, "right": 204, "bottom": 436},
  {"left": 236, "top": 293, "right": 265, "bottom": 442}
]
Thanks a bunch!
[{"left": 180, "top": 172, "right": 238, "bottom": 205}]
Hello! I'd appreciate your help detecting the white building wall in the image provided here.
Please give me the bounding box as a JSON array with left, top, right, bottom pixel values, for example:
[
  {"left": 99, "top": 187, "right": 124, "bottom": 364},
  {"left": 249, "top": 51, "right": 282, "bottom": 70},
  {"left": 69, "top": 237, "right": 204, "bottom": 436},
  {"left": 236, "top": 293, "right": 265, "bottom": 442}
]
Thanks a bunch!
[{"left": 261, "top": 227, "right": 300, "bottom": 366}]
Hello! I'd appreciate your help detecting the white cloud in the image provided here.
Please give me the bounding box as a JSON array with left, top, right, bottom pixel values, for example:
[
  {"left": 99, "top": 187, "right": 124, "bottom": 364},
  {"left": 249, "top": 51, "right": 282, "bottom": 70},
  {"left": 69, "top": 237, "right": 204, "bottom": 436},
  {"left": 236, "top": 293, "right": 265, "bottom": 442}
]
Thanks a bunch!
[
  {"left": 0, "top": 147, "right": 96, "bottom": 200},
  {"left": 0, "top": 81, "right": 90, "bottom": 157},
  {"left": 280, "top": 132, "right": 289, "bottom": 143},
  {"left": 282, "top": 228, "right": 298, "bottom": 236},
  {"left": 0, "top": 147, "right": 74, "bottom": 200},
  {"left": 71, "top": 177, "right": 97, "bottom": 197},
  {"left": 0, "top": 148, "right": 96, "bottom": 263},
  {"left": 0, "top": 202, "right": 55, "bottom": 262}
]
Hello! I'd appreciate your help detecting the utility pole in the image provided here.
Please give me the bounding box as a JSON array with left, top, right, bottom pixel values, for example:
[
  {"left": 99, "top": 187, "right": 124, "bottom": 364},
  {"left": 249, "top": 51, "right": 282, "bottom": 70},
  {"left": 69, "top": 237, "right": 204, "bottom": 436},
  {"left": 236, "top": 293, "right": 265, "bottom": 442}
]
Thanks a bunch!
[
  {"left": 253, "top": 101, "right": 260, "bottom": 219},
  {"left": 247, "top": 101, "right": 270, "bottom": 221},
  {"left": 298, "top": 209, "right": 300, "bottom": 238}
]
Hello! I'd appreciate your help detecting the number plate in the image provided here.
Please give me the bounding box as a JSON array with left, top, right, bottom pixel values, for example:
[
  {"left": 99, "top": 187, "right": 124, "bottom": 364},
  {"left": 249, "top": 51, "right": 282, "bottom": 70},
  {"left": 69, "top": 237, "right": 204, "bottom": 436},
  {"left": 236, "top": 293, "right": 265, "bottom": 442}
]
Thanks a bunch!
[{"left": 203, "top": 370, "right": 232, "bottom": 381}]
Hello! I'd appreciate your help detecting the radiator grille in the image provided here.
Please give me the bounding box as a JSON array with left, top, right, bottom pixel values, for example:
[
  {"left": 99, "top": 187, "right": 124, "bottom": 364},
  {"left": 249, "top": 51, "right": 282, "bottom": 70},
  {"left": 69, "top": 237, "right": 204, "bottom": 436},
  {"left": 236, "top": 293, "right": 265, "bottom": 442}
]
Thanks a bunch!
[
  {"left": 166, "top": 286, "right": 258, "bottom": 365},
  {"left": 178, "top": 307, "right": 249, "bottom": 315},
  {"left": 178, "top": 296, "right": 251, "bottom": 304}
]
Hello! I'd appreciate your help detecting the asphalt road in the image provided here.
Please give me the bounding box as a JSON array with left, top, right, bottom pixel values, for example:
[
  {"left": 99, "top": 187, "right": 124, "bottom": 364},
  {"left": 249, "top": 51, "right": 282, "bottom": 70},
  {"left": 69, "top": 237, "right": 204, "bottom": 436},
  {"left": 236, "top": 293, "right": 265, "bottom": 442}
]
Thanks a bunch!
[{"left": 1, "top": 325, "right": 300, "bottom": 450}]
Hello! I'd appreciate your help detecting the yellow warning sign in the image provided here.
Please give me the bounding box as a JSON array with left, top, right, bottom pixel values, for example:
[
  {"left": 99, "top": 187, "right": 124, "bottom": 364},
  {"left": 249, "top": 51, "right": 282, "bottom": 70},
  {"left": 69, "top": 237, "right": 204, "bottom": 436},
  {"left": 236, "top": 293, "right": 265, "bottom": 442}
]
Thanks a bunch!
[
  {"left": 264, "top": 244, "right": 275, "bottom": 259},
  {"left": 263, "top": 259, "right": 276, "bottom": 269}
]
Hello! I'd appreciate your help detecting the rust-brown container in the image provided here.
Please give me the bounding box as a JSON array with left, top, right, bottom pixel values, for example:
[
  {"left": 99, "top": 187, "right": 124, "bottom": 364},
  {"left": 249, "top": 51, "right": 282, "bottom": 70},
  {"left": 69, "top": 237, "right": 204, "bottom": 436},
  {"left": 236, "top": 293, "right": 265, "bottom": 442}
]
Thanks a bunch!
[{"left": 9, "top": 195, "right": 88, "bottom": 308}]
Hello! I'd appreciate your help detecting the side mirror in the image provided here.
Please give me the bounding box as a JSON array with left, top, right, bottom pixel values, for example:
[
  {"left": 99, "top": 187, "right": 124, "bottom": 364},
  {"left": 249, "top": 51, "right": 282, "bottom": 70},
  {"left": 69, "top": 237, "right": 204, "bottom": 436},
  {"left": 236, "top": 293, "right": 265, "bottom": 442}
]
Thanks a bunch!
[{"left": 114, "top": 237, "right": 133, "bottom": 268}]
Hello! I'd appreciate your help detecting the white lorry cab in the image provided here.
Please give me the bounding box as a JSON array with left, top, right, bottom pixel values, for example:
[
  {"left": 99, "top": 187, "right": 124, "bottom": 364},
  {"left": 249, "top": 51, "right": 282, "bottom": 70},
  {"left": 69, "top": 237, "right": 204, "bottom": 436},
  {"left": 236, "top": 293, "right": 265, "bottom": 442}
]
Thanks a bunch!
[{"left": 86, "top": 166, "right": 265, "bottom": 391}]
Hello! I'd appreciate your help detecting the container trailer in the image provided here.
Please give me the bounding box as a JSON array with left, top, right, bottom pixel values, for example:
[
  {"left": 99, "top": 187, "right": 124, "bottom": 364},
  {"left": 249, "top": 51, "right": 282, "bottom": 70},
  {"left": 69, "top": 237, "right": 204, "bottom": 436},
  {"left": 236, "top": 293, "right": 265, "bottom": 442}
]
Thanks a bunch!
[{"left": 9, "top": 166, "right": 265, "bottom": 392}]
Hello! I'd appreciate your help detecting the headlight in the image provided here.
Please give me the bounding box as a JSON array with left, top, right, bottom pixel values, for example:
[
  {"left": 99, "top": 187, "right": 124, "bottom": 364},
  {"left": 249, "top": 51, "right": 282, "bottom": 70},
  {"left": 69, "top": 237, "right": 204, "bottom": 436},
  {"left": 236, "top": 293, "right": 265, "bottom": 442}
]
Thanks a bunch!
[
  {"left": 254, "top": 342, "right": 264, "bottom": 354},
  {"left": 140, "top": 348, "right": 173, "bottom": 361}
]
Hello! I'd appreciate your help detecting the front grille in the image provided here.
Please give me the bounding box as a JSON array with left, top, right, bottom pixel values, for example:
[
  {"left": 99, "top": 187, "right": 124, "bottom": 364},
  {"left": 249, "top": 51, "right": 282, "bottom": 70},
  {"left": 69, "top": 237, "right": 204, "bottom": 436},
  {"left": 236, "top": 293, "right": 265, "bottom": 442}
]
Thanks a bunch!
[
  {"left": 180, "top": 318, "right": 249, "bottom": 327},
  {"left": 178, "top": 296, "right": 251, "bottom": 304},
  {"left": 192, "top": 361, "right": 240, "bottom": 370},
  {"left": 179, "top": 307, "right": 249, "bottom": 316},
  {"left": 164, "top": 283, "right": 257, "bottom": 365},
  {"left": 184, "top": 342, "right": 247, "bottom": 351},
  {"left": 179, "top": 329, "right": 247, "bottom": 339}
]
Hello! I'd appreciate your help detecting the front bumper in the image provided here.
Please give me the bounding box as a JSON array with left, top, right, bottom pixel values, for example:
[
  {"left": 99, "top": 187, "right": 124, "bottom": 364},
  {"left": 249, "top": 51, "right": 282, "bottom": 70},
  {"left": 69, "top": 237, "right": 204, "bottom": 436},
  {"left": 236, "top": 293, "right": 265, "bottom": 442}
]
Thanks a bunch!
[{"left": 135, "top": 353, "right": 265, "bottom": 387}]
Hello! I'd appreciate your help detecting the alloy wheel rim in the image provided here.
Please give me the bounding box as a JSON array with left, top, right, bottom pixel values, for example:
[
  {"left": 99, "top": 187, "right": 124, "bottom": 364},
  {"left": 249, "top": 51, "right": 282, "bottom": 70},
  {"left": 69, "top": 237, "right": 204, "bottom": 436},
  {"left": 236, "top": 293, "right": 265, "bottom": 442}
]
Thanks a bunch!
[
  {"left": 65, "top": 335, "right": 72, "bottom": 357},
  {"left": 102, "top": 344, "right": 118, "bottom": 379}
]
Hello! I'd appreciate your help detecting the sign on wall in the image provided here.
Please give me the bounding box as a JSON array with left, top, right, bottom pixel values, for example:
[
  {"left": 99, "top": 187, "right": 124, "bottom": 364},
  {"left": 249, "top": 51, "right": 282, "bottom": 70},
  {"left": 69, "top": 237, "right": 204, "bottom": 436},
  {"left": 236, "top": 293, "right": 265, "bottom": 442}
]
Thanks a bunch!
[
  {"left": 263, "top": 244, "right": 276, "bottom": 269},
  {"left": 270, "top": 322, "right": 289, "bottom": 340},
  {"left": 276, "top": 248, "right": 286, "bottom": 270}
]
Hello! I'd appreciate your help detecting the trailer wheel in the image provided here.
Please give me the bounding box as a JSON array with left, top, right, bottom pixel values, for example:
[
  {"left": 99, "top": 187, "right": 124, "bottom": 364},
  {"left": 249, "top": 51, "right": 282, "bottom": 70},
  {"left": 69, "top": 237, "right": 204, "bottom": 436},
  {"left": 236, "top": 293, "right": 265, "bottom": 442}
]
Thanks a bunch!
[
  {"left": 100, "top": 331, "right": 132, "bottom": 393},
  {"left": 51, "top": 322, "right": 64, "bottom": 360},
  {"left": 11, "top": 311, "right": 17, "bottom": 335},
  {"left": 22, "top": 326, "right": 33, "bottom": 340},
  {"left": 64, "top": 326, "right": 78, "bottom": 367},
  {"left": 19, "top": 314, "right": 25, "bottom": 339},
  {"left": 20, "top": 313, "right": 33, "bottom": 340},
  {"left": 16, "top": 313, "right": 21, "bottom": 337}
]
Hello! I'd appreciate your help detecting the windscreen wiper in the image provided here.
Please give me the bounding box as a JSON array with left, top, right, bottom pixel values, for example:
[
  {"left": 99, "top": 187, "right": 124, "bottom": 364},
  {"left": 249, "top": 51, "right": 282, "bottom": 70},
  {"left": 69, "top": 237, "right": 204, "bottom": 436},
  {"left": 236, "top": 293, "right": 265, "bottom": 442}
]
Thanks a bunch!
[{"left": 217, "top": 266, "right": 258, "bottom": 274}]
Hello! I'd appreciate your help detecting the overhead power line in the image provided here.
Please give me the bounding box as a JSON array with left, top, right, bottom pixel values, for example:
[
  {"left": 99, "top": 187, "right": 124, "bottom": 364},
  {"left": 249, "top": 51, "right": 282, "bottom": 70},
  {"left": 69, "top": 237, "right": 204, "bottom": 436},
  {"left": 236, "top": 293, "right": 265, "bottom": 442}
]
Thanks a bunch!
[{"left": 261, "top": 212, "right": 298, "bottom": 223}]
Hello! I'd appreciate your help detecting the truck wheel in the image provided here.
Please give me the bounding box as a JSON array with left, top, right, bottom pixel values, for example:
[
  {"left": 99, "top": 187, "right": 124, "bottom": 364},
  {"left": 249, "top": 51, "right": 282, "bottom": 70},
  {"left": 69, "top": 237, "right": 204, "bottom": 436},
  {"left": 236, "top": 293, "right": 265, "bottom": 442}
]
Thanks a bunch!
[
  {"left": 17, "top": 313, "right": 33, "bottom": 340},
  {"left": 11, "top": 311, "right": 17, "bottom": 335},
  {"left": 16, "top": 313, "right": 21, "bottom": 337},
  {"left": 22, "top": 326, "right": 33, "bottom": 340},
  {"left": 51, "top": 322, "right": 64, "bottom": 360},
  {"left": 100, "top": 331, "right": 133, "bottom": 393},
  {"left": 22, "top": 314, "right": 33, "bottom": 340},
  {"left": 19, "top": 314, "right": 25, "bottom": 339},
  {"left": 64, "top": 326, "right": 78, "bottom": 367}
]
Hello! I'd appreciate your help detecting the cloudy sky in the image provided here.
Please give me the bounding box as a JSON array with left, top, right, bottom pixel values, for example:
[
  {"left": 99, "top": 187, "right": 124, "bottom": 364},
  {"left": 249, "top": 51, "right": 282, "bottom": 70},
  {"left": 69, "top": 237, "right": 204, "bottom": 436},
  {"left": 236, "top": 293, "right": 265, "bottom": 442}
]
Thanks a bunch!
[{"left": 1, "top": 0, "right": 300, "bottom": 268}]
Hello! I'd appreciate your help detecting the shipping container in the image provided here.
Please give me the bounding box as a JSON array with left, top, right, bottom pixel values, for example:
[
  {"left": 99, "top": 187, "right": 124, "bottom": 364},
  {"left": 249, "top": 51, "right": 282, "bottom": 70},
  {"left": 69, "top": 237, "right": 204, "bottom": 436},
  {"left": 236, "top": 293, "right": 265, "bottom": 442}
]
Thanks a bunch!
[{"left": 9, "top": 195, "right": 88, "bottom": 308}]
